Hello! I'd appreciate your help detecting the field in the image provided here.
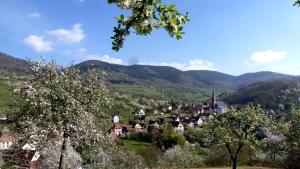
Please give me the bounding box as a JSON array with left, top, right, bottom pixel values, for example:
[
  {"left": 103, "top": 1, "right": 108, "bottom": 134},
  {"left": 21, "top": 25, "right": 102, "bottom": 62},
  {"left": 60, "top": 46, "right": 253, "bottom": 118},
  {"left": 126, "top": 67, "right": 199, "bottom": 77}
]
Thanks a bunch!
[
  {"left": 0, "top": 80, "right": 11, "bottom": 112},
  {"left": 111, "top": 83, "right": 167, "bottom": 100},
  {"left": 122, "top": 139, "right": 163, "bottom": 167},
  {"left": 122, "top": 139, "right": 152, "bottom": 153},
  {"left": 111, "top": 83, "right": 212, "bottom": 103}
]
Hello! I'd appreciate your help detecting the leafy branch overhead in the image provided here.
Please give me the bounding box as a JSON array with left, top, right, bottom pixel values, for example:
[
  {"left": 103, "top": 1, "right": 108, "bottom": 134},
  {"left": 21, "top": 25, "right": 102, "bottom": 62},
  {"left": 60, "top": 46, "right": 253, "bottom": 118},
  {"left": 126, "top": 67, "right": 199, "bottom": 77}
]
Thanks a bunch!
[
  {"left": 294, "top": 0, "right": 300, "bottom": 6},
  {"left": 108, "top": 0, "right": 190, "bottom": 51}
]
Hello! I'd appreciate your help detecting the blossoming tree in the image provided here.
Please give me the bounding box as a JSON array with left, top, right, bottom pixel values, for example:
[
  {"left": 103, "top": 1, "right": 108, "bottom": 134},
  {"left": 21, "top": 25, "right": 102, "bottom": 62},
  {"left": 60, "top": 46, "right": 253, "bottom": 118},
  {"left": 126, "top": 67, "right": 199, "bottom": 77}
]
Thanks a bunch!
[
  {"left": 205, "top": 105, "right": 272, "bottom": 169},
  {"left": 13, "top": 60, "right": 110, "bottom": 169}
]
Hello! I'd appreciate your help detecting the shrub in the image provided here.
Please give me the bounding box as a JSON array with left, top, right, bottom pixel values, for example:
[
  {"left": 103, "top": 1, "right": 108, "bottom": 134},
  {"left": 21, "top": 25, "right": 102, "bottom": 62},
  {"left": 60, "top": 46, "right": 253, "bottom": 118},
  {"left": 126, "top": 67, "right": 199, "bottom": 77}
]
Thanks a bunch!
[
  {"left": 158, "top": 145, "right": 204, "bottom": 168},
  {"left": 87, "top": 148, "right": 146, "bottom": 169},
  {"left": 204, "top": 147, "right": 230, "bottom": 167},
  {"left": 139, "top": 145, "right": 163, "bottom": 167}
]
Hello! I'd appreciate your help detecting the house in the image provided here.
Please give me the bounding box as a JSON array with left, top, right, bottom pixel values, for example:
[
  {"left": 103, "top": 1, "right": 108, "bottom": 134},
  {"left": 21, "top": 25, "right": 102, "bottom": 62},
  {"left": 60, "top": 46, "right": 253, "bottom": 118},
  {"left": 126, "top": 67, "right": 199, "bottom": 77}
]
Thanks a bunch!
[
  {"left": 12, "top": 149, "right": 40, "bottom": 169},
  {"left": 153, "top": 122, "right": 160, "bottom": 129},
  {"left": 112, "top": 115, "right": 120, "bottom": 124},
  {"left": 215, "top": 101, "right": 228, "bottom": 114},
  {"left": 147, "top": 121, "right": 160, "bottom": 132},
  {"left": 203, "top": 106, "right": 214, "bottom": 116},
  {"left": 22, "top": 143, "right": 36, "bottom": 151},
  {"left": 134, "top": 123, "right": 143, "bottom": 133},
  {"left": 133, "top": 108, "right": 146, "bottom": 116},
  {"left": 112, "top": 123, "right": 123, "bottom": 136},
  {"left": 200, "top": 116, "right": 208, "bottom": 122},
  {"left": 0, "top": 113, "right": 7, "bottom": 121},
  {"left": 209, "top": 91, "right": 228, "bottom": 114},
  {"left": 149, "top": 120, "right": 159, "bottom": 128},
  {"left": 197, "top": 118, "right": 204, "bottom": 126},
  {"left": 128, "top": 120, "right": 137, "bottom": 126},
  {"left": 0, "top": 133, "right": 14, "bottom": 150},
  {"left": 122, "top": 125, "right": 135, "bottom": 134},
  {"left": 171, "top": 121, "right": 184, "bottom": 134}
]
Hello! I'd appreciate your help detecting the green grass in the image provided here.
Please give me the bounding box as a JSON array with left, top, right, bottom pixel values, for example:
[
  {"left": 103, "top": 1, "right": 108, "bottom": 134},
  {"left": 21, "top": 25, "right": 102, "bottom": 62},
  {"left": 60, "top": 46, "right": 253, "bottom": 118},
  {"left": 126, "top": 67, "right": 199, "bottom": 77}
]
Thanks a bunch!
[
  {"left": 122, "top": 139, "right": 163, "bottom": 167},
  {"left": 110, "top": 98, "right": 134, "bottom": 123},
  {"left": 111, "top": 84, "right": 166, "bottom": 100},
  {"left": 0, "top": 80, "right": 12, "bottom": 112},
  {"left": 122, "top": 139, "right": 152, "bottom": 153},
  {"left": 111, "top": 83, "right": 213, "bottom": 103}
]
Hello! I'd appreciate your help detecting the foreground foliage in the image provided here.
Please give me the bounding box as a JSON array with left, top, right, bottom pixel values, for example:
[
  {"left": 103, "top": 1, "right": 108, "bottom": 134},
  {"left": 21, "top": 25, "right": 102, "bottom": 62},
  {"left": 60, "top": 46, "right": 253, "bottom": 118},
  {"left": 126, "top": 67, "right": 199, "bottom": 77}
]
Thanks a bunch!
[
  {"left": 205, "top": 105, "right": 272, "bottom": 169},
  {"left": 13, "top": 60, "right": 111, "bottom": 168},
  {"left": 108, "top": 0, "right": 189, "bottom": 51},
  {"left": 285, "top": 110, "right": 300, "bottom": 169}
]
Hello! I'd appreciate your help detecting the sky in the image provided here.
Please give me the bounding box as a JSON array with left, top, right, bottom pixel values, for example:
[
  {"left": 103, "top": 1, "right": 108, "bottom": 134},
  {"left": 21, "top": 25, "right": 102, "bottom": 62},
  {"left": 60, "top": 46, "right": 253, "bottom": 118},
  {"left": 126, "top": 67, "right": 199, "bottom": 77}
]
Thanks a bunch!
[{"left": 1, "top": 0, "right": 300, "bottom": 75}]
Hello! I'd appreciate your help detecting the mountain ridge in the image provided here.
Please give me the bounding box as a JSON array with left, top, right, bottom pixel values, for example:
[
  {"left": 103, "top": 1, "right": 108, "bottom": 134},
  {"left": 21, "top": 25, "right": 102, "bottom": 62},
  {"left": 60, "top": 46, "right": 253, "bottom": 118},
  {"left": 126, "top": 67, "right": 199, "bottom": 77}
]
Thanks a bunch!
[
  {"left": 0, "top": 52, "right": 29, "bottom": 75},
  {"left": 1, "top": 52, "right": 298, "bottom": 102},
  {"left": 75, "top": 60, "right": 295, "bottom": 101}
]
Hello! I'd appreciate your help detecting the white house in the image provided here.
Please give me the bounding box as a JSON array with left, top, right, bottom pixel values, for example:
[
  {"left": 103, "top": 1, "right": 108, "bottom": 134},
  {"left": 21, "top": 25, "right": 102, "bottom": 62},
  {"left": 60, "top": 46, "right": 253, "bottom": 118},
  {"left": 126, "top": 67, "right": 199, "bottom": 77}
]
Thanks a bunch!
[
  {"left": 0, "top": 113, "right": 7, "bottom": 121},
  {"left": 154, "top": 122, "right": 160, "bottom": 128},
  {"left": 174, "top": 122, "right": 184, "bottom": 134},
  {"left": 197, "top": 118, "right": 204, "bottom": 126},
  {"left": 12, "top": 149, "right": 40, "bottom": 169},
  {"left": 134, "top": 123, "right": 143, "bottom": 132},
  {"left": 215, "top": 101, "right": 228, "bottom": 114},
  {"left": 22, "top": 143, "right": 36, "bottom": 151},
  {"left": 112, "top": 115, "right": 120, "bottom": 124},
  {"left": 0, "top": 133, "right": 14, "bottom": 150},
  {"left": 134, "top": 109, "right": 146, "bottom": 116}
]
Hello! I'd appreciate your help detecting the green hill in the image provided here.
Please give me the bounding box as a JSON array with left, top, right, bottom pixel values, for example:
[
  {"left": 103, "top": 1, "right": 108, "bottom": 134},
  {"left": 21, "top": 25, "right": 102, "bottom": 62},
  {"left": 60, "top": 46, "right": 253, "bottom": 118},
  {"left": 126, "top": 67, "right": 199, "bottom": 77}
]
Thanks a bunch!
[
  {"left": 0, "top": 52, "right": 298, "bottom": 106},
  {"left": 0, "top": 52, "right": 29, "bottom": 76},
  {"left": 222, "top": 79, "right": 300, "bottom": 114},
  {"left": 75, "top": 60, "right": 293, "bottom": 102}
]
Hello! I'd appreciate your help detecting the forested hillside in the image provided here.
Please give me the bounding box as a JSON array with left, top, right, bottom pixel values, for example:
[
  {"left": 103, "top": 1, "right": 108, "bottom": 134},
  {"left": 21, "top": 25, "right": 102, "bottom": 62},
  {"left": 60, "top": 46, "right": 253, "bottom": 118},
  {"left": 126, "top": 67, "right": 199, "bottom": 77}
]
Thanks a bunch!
[{"left": 222, "top": 79, "right": 300, "bottom": 116}]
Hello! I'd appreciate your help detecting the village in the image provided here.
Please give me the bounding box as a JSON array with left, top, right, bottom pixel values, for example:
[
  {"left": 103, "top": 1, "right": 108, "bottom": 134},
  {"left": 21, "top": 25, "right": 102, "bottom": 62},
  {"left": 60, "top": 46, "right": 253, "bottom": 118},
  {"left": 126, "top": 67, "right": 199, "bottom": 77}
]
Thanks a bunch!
[
  {"left": 0, "top": 114, "right": 40, "bottom": 168},
  {"left": 0, "top": 92, "right": 227, "bottom": 168},
  {"left": 108, "top": 93, "right": 228, "bottom": 141}
]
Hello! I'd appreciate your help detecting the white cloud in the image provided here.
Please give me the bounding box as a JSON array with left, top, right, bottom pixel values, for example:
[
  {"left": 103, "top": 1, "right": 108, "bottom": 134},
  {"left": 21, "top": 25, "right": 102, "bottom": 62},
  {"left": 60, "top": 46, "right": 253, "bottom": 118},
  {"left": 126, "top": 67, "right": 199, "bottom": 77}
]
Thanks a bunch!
[
  {"left": 27, "top": 12, "right": 41, "bottom": 19},
  {"left": 24, "top": 35, "right": 54, "bottom": 53},
  {"left": 247, "top": 50, "right": 286, "bottom": 66},
  {"left": 66, "top": 48, "right": 87, "bottom": 57},
  {"left": 139, "top": 58, "right": 216, "bottom": 71},
  {"left": 48, "top": 23, "right": 85, "bottom": 44},
  {"left": 86, "top": 54, "right": 124, "bottom": 65}
]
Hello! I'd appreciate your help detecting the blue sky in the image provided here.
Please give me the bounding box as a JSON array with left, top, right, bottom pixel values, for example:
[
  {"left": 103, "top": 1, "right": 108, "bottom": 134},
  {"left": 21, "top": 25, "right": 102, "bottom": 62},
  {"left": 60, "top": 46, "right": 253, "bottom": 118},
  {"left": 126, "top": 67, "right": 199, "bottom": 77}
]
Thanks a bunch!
[{"left": 1, "top": 0, "right": 300, "bottom": 75}]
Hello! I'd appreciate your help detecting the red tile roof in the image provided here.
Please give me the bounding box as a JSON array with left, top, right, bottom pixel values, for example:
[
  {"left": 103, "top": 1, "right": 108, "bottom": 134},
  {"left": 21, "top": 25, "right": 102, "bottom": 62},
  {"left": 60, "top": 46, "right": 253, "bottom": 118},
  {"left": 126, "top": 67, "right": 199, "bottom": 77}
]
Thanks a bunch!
[
  {"left": 0, "top": 133, "right": 14, "bottom": 142},
  {"left": 113, "top": 123, "right": 122, "bottom": 129},
  {"left": 124, "top": 125, "right": 134, "bottom": 131}
]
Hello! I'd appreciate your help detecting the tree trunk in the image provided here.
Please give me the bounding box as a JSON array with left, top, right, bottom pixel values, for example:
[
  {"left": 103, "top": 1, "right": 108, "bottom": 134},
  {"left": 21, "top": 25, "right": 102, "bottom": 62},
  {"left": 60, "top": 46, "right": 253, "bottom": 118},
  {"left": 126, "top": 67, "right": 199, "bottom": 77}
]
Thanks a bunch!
[
  {"left": 58, "top": 132, "right": 68, "bottom": 169},
  {"left": 232, "top": 157, "right": 237, "bottom": 169}
]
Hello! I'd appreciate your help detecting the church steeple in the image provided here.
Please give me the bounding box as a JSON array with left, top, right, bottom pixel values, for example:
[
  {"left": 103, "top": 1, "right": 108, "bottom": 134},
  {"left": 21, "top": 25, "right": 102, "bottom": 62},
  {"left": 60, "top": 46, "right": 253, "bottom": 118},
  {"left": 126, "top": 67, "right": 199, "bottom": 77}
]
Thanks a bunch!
[{"left": 211, "top": 90, "right": 216, "bottom": 110}]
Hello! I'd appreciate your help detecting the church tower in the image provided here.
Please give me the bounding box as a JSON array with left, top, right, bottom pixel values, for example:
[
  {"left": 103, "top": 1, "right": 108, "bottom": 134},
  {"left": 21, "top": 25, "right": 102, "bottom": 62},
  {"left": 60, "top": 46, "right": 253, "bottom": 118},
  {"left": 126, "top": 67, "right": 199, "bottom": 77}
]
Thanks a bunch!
[{"left": 211, "top": 90, "right": 216, "bottom": 110}]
